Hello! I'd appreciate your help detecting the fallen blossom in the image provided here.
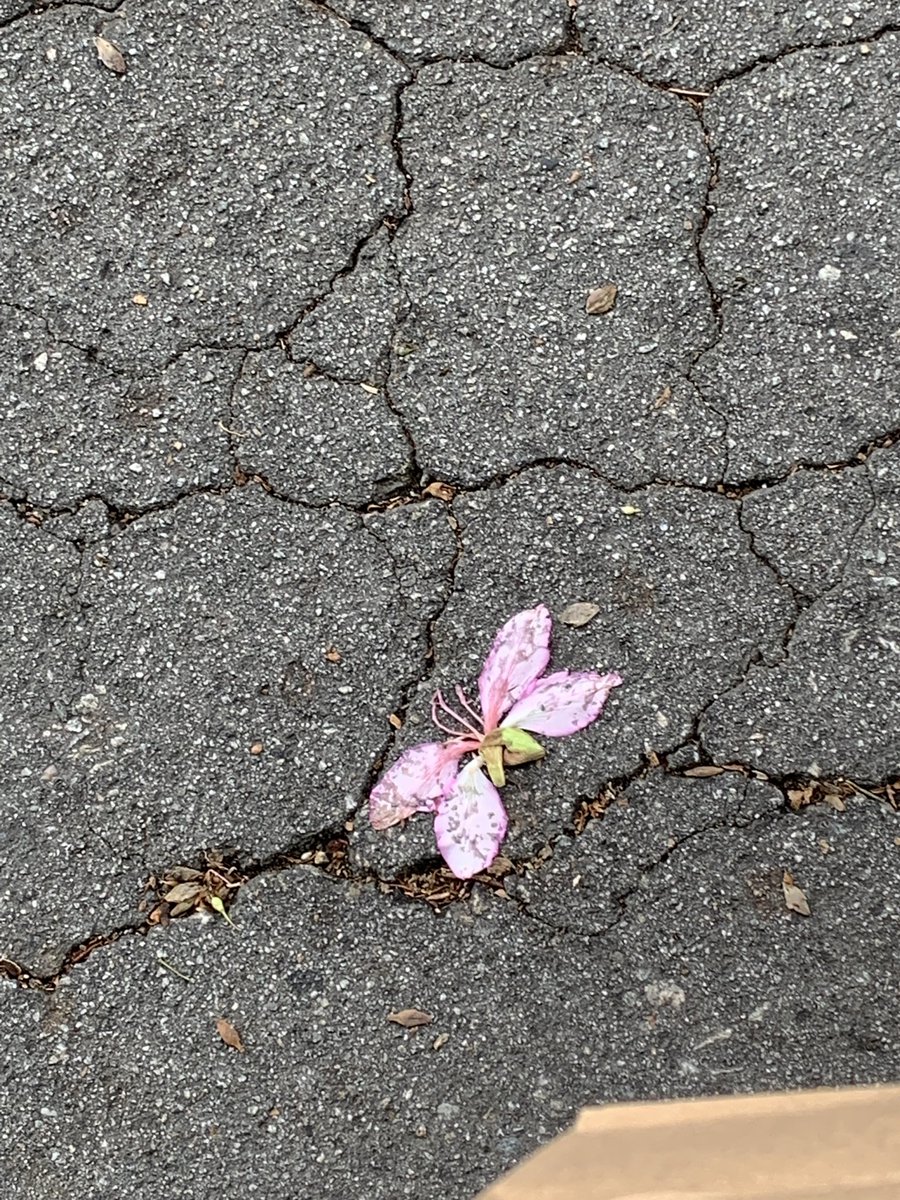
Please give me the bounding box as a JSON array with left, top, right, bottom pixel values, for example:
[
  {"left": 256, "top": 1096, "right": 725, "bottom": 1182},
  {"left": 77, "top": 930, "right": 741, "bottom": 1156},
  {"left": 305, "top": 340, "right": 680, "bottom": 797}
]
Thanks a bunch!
[{"left": 369, "top": 605, "right": 621, "bottom": 879}]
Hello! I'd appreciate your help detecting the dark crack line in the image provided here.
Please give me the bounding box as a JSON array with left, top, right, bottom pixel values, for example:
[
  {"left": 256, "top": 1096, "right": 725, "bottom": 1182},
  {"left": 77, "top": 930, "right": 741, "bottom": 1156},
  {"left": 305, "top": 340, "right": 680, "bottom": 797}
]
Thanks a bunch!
[
  {"left": 306, "top": 0, "right": 574, "bottom": 70},
  {"left": 0, "top": 300, "right": 135, "bottom": 381},
  {"left": 736, "top": 460, "right": 880, "bottom": 667},
  {"left": 4, "top": 755, "right": 897, "bottom": 992},
  {"left": 0, "top": 469, "right": 448, "bottom": 541},
  {"left": 277, "top": 215, "right": 404, "bottom": 359},
  {"left": 578, "top": 21, "right": 900, "bottom": 94},
  {"left": 358, "top": 505, "right": 464, "bottom": 801},
  {"left": 520, "top": 802, "right": 787, "bottom": 940},
  {"left": 6, "top": 429, "right": 895, "bottom": 556},
  {"left": 682, "top": 99, "right": 731, "bottom": 486},
  {"left": 515, "top": 759, "right": 900, "bottom": 940},
  {"left": 676, "top": 97, "right": 900, "bottom": 495},
  {"left": 7, "top": 20, "right": 891, "bottom": 501},
  {"left": 462, "top": 754, "right": 899, "bottom": 941},
  {"left": 654, "top": 587, "right": 798, "bottom": 768},
  {"left": 736, "top": 496, "right": 804, "bottom": 662},
  {"left": 439, "top": 456, "right": 742, "bottom": 498},
  {"left": 3, "top": 511, "right": 467, "bottom": 993},
  {"left": 386, "top": 74, "right": 415, "bottom": 231},
  {"left": 0, "top": 0, "right": 125, "bottom": 33},
  {"left": 594, "top": 803, "right": 786, "bottom": 937},
  {"left": 689, "top": 105, "right": 723, "bottom": 347},
  {"left": 720, "top": 428, "right": 900, "bottom": 492},
  {"left": 303, "top": 0, "right": 411, "bottom": 69},
  {"left": 563, "top": 0, "right": 582, "bottom": 55},
  {"left": 668, "top": 760, "right": 899, "bottom": 803},
  {"left": 704, "top": 22, "right": 900, "bottom": 91}
]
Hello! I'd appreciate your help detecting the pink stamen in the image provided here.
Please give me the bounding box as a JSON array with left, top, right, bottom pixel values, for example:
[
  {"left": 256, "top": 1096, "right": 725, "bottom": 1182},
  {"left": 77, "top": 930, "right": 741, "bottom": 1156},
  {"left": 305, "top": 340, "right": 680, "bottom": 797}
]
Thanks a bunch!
[
  {"left": 454, "top": 684, "right": 485, "bottom": 732},
  {"left": 431, "top": 692, "right": 470, "bottom": 738},
  {"left": 432, "top": 688, "right": 483, "bottom": 740}
]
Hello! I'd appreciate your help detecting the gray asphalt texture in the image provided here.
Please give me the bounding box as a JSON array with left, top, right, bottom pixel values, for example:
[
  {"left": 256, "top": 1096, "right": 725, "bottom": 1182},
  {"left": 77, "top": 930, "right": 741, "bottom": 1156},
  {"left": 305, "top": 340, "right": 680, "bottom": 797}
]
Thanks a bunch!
[{"left": 1, "top": 2, "right": 899, "bottom": 1198}]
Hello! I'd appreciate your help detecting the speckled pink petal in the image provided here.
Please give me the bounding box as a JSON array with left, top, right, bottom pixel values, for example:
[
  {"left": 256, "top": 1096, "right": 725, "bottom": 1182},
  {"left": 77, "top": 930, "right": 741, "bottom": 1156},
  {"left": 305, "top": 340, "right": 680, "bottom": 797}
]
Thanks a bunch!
[
  {"left": 434, "top": 758, "right": 508, "bottom": 879},
  {"left": 369, "top": 741, "right": 470, "bottom": 830},
  {"left": 501, "top": 670, "right": 622, "bottom": 737},
  {"left": 477, "top": 605, "right": 552, "bottom": 732}
]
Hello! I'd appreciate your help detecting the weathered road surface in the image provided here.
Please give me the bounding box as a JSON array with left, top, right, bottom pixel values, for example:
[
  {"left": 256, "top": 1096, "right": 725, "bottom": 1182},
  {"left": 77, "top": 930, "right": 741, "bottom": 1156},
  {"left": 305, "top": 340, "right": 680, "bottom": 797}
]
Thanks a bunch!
[{"left": 1, "top": 2, "right": 898, "bottom": 1197}]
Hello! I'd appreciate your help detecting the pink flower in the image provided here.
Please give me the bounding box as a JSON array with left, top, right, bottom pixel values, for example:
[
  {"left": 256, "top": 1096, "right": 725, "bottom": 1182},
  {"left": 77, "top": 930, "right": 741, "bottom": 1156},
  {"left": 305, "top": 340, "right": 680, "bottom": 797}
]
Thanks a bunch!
[{"left": 368, "top": 604, "right": 622, "bottom": 879}]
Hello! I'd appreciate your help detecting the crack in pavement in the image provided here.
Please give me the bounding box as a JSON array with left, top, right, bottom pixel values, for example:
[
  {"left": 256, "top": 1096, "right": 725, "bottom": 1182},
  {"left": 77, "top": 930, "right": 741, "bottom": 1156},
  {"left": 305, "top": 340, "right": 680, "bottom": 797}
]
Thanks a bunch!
[
  {"left": 0, "top": 0, "right": 125, "bottom": 33},
  {"left": 4, "top": 26, "right": 895, "bottom": 506},
  {"left": 3, "top": 746, "right": 896, "bottom": 993},
  {"left": 2, "top": 7, "right": 898, "bottom": 1025},
  {"left": 701, "top": 21, "right": 900, "bottom": 90},
  {"left": 505, "top": 757, "right": 900, "bottom": 939},
  {"left": 519, "top": 800, "right": 787, "bottom": 940},
  {"left": 579, "top": 19, "right": 900, "bottom": 93},
  {"left": 305, "top": 0, "right": 573, "bottom": 69},
  {"left": 736, "top": 462, "right": 880, "bottom": 662},
  {"left": 5, "top": 434, "right": 895, "bottom": 558},
  {"left": 356, "top": 505, "right": 464, "bottom": 795},
  {"left": 681, "top": 98, "right": 732, "bottom": 486}
]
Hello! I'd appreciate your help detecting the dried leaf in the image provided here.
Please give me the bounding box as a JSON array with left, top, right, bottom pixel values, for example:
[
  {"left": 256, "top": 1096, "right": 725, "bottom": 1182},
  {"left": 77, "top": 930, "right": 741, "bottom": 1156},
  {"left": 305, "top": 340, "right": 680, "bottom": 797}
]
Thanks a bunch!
[
  {"left": 94, "top": 36, "right": 126, "bottom": 75},
  {"left": 559, "top": 601, "right": 600, "bottom": 628},
  {"left": 324, "top": 646, "right": 342, "bottom": 663},
  {"left": 249, "top": 741, "right": 264, "bottom": 755},
  {"left": 567, "top": 168, "right": 583, "bottom": 184},
  {"left": 787, "top": 786, "right": 812, "bottom": 811},
  {"left": 387, "top": 1008, "right": 433, "bottom": 1029},
  {"left": 388, "top": 713, "right": 402, "bottom": 730},
  {"left": 216, "top": 1017, "right": 245, "bottom": 1052},
  {"left": 586, "top": 283, "right": 617, "bottom": 315},
  {"left": 166, "top": 866, "right": 202, "bottom": 883},
  {"left": 163, "top": 881, "right": 205, "bottom": 904},
  {"left": 683, "top": 765, "right": 725, "bottom": 778},
  {"left": 824, "top": 793, "right": 846, "bottom": 812},
  {"left": 432, "top": 1032, "right": 450, "bottom": 1051},
  {"left": 132, "top": 293, "right": 148, "bottom": 306},
  {"left": 360, "top": 382, "right": 379, "bottom": 395},
  {"left": 654, "top": 384, "right": 673, "bottom": 408},
  {"left": 424, "top": 481, "right": 455, "bottom": 502},
  {"left": 620, "top": 505, "right": 640, "bottom": 516},
  {"left": 485, "top": 854, "right": 515, "bottom": 877},
  {"left": 782, "top": 871, "right": 811, "bottom": 916}
]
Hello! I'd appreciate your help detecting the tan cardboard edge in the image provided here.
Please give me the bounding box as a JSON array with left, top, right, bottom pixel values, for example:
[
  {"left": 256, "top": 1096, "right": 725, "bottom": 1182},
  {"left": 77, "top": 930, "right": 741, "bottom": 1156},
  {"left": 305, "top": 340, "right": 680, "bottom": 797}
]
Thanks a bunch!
[
  {"left": 474, "top": 1084, "right": 900, "bottom": 1200},
  {"left": 573, "top": 1083, "right": 900, "bottom": 1133}
]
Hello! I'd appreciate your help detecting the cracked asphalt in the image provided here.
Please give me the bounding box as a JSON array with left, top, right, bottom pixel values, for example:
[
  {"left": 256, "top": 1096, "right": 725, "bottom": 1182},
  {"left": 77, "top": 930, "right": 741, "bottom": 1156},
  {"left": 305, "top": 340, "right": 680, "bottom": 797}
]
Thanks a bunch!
[{"left": 1, "top": 2, "right": 898, "bottom": 1197}]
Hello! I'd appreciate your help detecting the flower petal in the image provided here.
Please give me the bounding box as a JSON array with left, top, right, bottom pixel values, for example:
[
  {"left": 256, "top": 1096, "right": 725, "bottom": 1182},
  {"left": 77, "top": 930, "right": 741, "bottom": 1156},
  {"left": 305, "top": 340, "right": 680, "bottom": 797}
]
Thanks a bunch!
[
  {"left": 501, "top": 670, "right": 622, "bottom": 737},
  {"left": 434, "top": 758, "right": 508, "bottom": 879},
  {"left": 477, "top": 604, "right": 552, "bottom": 732},
  {"left": 369, "top": 742, "right": 466, "bottom": 830}
]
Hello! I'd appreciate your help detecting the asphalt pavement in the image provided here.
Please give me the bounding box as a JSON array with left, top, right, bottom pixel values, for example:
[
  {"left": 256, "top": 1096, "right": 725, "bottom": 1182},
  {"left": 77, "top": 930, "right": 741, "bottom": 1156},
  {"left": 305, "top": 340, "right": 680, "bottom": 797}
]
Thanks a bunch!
[{"left": 1, "top": 2, "right": 898, "bottom": 1198}]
